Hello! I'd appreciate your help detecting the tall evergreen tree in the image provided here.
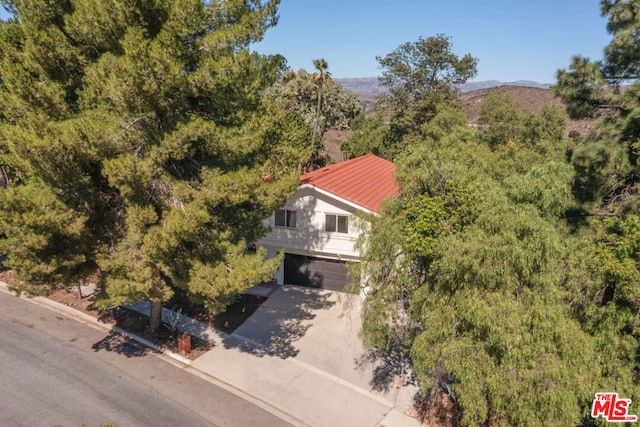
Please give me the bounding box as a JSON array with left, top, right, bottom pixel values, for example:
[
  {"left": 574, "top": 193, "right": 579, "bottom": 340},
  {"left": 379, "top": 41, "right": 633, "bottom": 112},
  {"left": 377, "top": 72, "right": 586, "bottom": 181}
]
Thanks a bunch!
[
  {"left": 341, "top": 35, "right": 476, "bottom": 162},
  {"left": 554, "top": 3, "right": 640, "bottom": 419},
  {"left": 376, "top": 34, "right": 477, "bottom": 153},
  {"left": 0, "top": 0, "right": 306, "bottom": 332},
  {"left": 554, "top": 0, "right": 640, "bottom": 210}
]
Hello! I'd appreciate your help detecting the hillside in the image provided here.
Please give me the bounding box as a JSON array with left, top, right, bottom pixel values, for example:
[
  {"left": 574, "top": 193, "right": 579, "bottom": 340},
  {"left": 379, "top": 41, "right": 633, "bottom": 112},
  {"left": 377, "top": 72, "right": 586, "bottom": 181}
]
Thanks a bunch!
[
  {"left": 459, "top": 85, "right": 595, "bottom": 137},
  {"left": 460, "top": 85, "right": 562, "bottom": 124},
  {"left": 323, "top": 83, "right": 595, "bottom": 162}
]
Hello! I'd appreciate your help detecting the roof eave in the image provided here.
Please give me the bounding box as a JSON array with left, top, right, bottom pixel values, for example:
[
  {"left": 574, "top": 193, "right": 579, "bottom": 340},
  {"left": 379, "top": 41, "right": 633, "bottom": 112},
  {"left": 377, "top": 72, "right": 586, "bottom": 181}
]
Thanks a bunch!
[{"left": 298, "top": 183, "right": 378, "bottom": 215}]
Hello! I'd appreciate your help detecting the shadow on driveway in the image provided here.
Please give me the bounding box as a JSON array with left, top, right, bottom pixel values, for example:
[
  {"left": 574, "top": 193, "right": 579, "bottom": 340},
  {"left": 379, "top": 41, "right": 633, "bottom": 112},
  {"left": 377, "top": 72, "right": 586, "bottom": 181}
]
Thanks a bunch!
[
  {"left": 222, "top": 285, "right": 335, "bottom": 359},
  {"left": 355, "top": 346, "right": 416, "bottom": 393}
]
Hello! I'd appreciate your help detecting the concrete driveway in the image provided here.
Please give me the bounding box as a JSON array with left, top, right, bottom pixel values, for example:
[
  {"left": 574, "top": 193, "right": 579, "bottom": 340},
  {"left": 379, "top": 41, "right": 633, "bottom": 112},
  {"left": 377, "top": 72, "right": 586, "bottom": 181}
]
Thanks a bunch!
[
  {"left": 191, "top": 285, "right": 422, "bottom": 427},
  {"left": 236, "top": 286, "right": 386, "bottom": 391}
]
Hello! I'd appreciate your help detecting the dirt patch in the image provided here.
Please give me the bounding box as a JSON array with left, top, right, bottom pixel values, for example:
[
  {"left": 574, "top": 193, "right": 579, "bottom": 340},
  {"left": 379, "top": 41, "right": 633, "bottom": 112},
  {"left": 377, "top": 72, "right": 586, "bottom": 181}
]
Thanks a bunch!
[
  {"left": 165, "top": 288, "right": 267, "bottom": 335},
  {"left": 106, "top": 305, "right": 213, "bottom": 360},
  {"left": 0, "top": 267, "right": 22, "bottom": 288},
  {"left": 410, "top": 391, "right": 463, "bottom": 427},
  {"left": 321, "top": 129, "right": 352, "bottom": 163},
  {"left": 0, "top": 267, "right": 266, "bottom": 361}
]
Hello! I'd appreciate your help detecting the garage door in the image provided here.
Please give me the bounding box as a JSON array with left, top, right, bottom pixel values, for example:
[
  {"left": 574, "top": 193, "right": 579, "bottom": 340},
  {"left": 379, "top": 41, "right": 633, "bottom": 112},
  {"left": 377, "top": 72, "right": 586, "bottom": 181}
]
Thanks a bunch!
[{"left": 284, "top": 254, "right": 350, "bottom": 292}]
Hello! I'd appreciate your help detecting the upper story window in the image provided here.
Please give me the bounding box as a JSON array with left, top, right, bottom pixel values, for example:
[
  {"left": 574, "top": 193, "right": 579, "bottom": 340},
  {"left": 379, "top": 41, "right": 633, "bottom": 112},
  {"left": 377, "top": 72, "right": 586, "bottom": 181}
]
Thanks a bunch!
[
  {"left": 275, "top": 209, "right": 296, "bottom": 229},
  {"left": 325, "top": 214, "right": 348, "bottom": 234}
]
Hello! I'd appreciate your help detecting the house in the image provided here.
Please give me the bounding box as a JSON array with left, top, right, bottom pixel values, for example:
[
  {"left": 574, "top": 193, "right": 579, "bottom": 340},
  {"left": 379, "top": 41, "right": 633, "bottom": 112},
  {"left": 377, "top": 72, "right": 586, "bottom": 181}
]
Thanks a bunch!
[{"left": 257, "top": 154, "right": 400, "bottom": 291}]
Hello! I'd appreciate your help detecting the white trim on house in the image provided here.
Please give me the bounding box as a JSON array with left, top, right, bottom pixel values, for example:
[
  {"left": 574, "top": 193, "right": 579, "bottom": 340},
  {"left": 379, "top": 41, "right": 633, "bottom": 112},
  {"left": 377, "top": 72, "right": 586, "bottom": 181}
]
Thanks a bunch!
[{"left": 298, "top": 184, "right": 376, "bottom": 215}]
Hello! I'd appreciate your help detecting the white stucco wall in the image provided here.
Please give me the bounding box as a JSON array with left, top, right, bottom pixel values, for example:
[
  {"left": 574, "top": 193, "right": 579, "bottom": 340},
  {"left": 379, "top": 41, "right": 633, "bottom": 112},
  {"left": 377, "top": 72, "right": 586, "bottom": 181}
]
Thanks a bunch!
[{"left": 257, "top": 186, "right": 364, "bottom": 261}]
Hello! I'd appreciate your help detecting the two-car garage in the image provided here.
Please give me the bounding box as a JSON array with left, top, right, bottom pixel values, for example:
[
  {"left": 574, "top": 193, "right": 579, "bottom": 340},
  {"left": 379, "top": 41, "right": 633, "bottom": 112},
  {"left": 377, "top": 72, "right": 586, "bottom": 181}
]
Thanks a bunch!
[{"left": 283, "top": 253, "right": 352, "bottom": 292}]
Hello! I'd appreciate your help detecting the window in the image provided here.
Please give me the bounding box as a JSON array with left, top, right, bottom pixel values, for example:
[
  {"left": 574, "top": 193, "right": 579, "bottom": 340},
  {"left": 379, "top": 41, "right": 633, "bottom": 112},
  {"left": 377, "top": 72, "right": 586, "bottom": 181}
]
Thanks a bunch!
[
  {"left": 325, "top": 214, "right": 348, "bottom": 233},
  {"left": 275, "top": 209, "right": 296, "bottom": 228}
]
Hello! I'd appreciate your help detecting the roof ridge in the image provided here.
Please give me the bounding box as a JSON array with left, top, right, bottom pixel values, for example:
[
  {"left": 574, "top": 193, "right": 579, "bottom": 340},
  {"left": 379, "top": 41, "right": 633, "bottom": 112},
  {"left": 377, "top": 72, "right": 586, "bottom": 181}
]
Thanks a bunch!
[
  {"left": 299, "top": 154, "right": 399, "bottom": 212},
  {"left": 304, "top": 153, "right": 385, "bottom": 178}
]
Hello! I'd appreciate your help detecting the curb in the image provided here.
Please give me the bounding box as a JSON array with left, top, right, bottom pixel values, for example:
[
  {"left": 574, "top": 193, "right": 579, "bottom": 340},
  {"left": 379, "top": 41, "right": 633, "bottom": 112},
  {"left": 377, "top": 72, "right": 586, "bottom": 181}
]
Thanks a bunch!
[
  {"left": 0, "top": 281, "right": 424, "bottom": 426},
  {"left": 185, "top": 364, "right": 309, "bottom": 427},
  {"left": 0, "top": 281, "right": 193, "bottom": 366},
  {"left": 0, "top": 281, "right": 304, "bottom": 426},
  {"left": 112, "top": 325, "right": 192, "bottom": 365}
]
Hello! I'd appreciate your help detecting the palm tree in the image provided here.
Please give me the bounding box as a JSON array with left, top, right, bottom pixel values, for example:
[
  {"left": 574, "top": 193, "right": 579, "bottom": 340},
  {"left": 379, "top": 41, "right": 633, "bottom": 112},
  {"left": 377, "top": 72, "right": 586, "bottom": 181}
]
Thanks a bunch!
[
  {"left": 0, "top": 166, "right": 7, "bottom": 189},
  {"left": 311, "top": 58, "right": 329, "bottom": 152}
]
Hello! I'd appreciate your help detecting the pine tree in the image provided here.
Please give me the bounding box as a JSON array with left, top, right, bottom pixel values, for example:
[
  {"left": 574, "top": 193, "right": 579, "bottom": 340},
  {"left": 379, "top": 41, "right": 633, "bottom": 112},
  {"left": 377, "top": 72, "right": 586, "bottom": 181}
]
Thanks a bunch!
[
  {"left": 0, "top": 0, "right": 305, "bottom": 333},
  {"left": 554, "top": 0, "right": 640, "bottom": 209},
  {"left": 553, "top": 3, "right": 640, "bottom": 418},
  {"left": 376, "top": 34, "right": 477, "bottom": 153}
]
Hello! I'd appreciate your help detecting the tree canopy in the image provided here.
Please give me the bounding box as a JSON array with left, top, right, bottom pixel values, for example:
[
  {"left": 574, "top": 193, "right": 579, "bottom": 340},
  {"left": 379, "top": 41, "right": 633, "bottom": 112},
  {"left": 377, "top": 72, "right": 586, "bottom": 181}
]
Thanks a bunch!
[
  {"left": 0, "top": 0, "right": 308, "bottom": 331},
  {"left": 554, "top": 0, "right": 640, "bottom": 211},
  {"left": 356, "top": 105, "right": 597, "bottom": 425},
  {"left": 264, "top": 66, "right": 361, "bottom": 152},
  {"left": 342, "top": 35, "right": 477, "bottom": 160},
  {"left": 355, "top": 7, "right": 640, "bottom": 423},
  {"left": 378, "top": 35, "right": 477, "bottom": 138}
]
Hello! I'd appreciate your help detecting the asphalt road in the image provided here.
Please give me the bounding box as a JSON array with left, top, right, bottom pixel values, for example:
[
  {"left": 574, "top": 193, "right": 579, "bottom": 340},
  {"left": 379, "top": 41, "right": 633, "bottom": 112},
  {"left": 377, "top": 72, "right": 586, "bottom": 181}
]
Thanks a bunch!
[{"left": 0, "top": 291, "right": 291, "bottom": 427}]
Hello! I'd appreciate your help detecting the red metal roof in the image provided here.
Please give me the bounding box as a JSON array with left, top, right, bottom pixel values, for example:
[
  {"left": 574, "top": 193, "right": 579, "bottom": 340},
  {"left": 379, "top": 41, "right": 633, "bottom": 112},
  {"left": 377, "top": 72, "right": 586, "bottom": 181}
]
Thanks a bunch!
[{"left": 300, "top": 154, "right": 399, "bottom": 212}]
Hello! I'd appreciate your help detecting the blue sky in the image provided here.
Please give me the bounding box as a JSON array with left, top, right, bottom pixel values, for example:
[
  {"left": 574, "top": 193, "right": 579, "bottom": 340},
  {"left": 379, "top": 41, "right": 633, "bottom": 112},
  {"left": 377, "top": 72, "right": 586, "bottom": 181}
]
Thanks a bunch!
[
  {"left": 253, "top": 0, "right": 611, "bottom": 83},
  {"left": 0, "top": 1, "right": 611, "bottom": 83}
]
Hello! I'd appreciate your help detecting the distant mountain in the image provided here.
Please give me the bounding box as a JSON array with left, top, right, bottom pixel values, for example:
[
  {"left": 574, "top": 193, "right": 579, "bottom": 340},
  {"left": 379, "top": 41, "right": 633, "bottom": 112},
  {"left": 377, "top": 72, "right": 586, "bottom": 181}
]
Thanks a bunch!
[
  {"left": 460, "top": 80, "right": 551, "bottom": 92},
  {"left": 335, "top": 77, "right": 552, "bottom": 98},
  {"left": 335, "top": 77, "right": 386, "bottom": 99}
]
